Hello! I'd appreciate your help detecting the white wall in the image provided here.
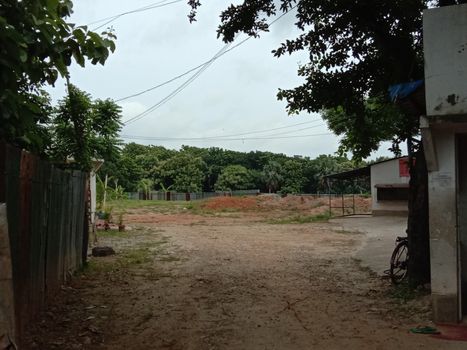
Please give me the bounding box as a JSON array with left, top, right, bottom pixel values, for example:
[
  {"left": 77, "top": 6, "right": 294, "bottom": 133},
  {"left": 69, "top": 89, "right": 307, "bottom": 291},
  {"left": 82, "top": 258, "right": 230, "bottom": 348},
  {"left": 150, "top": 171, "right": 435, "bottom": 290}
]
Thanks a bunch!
[
  {"left": 370, "top": 159, "right": 410, "bottom": 214},
  {"left": 426, "top": 128, "right": 460, "bottom": 322},
  {"left": 428, "top": 130, "right": 457, "bottom": 294},
  {"left": 424, "top": 4, "right": 467, "bottom": 117}
]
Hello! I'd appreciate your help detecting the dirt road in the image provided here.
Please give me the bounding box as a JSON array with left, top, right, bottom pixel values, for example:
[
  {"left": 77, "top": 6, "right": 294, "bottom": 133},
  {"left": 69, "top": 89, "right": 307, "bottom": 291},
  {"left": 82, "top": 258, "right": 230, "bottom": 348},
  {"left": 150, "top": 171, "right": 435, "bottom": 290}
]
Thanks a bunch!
[{"left": 26, "top": 197, "right": 465, "bottom": 349}]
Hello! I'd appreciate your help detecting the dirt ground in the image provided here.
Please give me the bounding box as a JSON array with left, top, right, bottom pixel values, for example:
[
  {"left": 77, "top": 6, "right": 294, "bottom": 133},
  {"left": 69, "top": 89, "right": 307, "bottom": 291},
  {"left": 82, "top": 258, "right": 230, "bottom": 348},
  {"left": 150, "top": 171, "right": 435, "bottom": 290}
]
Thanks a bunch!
[{"left": 25, "top": 196, "right": 465, "bottom": 349}]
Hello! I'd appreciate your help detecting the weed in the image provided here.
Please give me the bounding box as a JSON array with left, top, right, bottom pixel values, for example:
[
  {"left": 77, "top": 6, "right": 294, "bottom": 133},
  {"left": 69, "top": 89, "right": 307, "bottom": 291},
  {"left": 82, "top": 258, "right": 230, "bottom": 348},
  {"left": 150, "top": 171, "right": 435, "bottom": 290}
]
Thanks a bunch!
[
  {"left": 119, "top": 247, "right": 152, "bottom": 266},
  {"left": 97, "top": 229, "right": 131, "bottom": 238},
  {"left": 388, "top": 281, "right": 429, "bottom": 303},
  {"left": 105, "top": 199, "right": 185, "bottom": 213}
]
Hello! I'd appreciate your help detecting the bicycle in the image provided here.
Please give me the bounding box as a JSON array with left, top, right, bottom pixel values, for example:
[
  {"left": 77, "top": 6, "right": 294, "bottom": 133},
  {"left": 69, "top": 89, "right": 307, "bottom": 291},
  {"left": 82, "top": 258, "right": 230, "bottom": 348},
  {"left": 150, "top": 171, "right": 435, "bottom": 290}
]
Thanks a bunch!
[{"left": 389, "top": 236, "right": 409, "bottom": 284}]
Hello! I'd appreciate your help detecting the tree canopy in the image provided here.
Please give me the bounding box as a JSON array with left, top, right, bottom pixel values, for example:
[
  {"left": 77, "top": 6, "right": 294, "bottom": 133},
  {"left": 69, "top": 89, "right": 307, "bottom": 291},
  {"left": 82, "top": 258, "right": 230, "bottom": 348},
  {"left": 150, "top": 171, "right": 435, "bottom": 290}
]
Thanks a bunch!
[
  {"left": 188, "top": 0, "right": 465, "bottom": 158},
  {"left": 100, "top": 143, "right": 366, "bottom": 194},
  {"left": 49, "top": 85, "right": 122, "bottom": 170},
  {"left": 215, "top": 165, "right": 252, "bottom": 191},
  {"left": 0, "top": 0, "right": 116, "bottom": 151}
]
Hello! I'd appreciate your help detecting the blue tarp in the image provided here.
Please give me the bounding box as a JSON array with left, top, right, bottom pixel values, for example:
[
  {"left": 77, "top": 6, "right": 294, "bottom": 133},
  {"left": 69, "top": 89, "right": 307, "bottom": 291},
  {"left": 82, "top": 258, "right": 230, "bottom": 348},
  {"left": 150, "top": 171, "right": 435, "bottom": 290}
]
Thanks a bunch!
[{"left": 388, "top": 80, "right": 424, "bottom": 102}]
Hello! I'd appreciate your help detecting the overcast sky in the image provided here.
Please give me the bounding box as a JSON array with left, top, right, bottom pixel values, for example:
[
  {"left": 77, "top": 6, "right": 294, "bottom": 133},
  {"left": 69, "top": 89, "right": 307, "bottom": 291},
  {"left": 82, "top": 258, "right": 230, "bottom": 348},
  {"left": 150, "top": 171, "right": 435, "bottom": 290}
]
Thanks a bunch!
[{"left": 46, "top": 0, "right": 400, "bottom": 160}]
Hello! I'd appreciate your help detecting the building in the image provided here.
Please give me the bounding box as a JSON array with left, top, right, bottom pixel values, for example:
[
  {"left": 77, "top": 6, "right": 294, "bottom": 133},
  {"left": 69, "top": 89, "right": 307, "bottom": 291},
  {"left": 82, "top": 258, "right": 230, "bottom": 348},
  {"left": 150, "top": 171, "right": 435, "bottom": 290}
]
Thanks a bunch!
[
  {"left": 325, "top": 157, "right": 410, "bottom": 216},
  {"left": 422, "top": 3, "right": 467, "bottom": 323},
  {"left": 370, "top": 157, "right": 410, "bottom": 216}
]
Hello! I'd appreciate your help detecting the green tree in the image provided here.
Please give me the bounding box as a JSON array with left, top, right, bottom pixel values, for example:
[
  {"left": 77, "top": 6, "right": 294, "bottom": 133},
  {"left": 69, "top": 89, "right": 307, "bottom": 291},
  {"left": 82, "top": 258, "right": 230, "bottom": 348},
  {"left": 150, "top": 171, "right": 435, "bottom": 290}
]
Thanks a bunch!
[
  {"left": 50, "top": 85, "right": 122, "bottom": 170},
  {"left": 0, "top": 0, "right": 116, "bottom": 151},
  {"left": 214, "top": 165, "right": 252, "bottom": 191},
  {"left": 152, "top": 153, "right": 206, "bottom": 192},
  {"left": 262, "top": 161, "right": 282, "bottom": 193},
  {"left": 137, "top": 178, "right": 154, "bottom": 200},
  {"left": 280, "top": 160, "right": 305, "bottom": 194}
]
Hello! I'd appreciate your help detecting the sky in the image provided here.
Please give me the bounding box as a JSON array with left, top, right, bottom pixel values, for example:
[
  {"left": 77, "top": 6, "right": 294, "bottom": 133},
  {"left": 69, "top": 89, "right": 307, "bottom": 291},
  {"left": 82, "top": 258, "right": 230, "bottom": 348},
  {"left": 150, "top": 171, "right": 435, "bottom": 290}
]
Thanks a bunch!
[{"left": 46, "top": 0, "right": 400, "bottom": 160}]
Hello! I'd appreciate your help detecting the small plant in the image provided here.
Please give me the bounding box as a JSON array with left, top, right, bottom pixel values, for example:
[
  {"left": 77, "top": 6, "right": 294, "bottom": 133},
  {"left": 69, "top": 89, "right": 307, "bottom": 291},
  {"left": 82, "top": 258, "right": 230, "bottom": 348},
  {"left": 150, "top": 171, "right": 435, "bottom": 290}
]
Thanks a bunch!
[
  {"left": 117, "top": 211, "right": 126, "bottom": 232},
  {"left": 102, "top": 206, "right": 113, "bottom": 230}
]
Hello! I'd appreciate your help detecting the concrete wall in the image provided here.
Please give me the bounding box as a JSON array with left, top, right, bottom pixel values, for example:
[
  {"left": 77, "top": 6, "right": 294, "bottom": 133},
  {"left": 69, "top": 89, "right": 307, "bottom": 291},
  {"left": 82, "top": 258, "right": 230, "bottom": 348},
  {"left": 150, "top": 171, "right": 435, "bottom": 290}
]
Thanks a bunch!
[
  {"left": 426, "top": 128, "right": 459, "bottom": 322},
  {"left": 370, "top": 159, "right": 409, "bottom": 215},
  {"left": 424, "top": 4, "right": 467, "bottom": 117}
]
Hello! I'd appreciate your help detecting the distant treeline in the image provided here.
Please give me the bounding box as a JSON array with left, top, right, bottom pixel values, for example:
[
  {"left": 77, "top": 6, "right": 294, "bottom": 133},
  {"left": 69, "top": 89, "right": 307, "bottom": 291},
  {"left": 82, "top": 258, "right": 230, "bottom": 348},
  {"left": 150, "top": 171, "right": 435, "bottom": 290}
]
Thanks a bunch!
[{"left": 100, "top": 143, "right": 371, "bottom": 195}]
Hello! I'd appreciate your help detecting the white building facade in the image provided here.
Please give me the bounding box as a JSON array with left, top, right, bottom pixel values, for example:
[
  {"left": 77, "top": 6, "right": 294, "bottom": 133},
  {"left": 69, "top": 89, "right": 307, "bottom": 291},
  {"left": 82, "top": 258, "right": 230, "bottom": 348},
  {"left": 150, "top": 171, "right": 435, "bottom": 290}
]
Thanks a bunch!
[
  {"left": 370, "top": 158, "right": 410, "bottom": 216},
  {"left": 423, "top": 3, "right": 467, "bottom": 322}
]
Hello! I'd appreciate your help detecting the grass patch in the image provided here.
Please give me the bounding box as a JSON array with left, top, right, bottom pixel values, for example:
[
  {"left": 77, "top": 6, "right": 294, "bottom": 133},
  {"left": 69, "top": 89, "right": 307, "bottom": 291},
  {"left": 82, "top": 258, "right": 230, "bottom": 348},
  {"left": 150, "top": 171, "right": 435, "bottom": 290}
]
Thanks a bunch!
[
  {"left": 388, "top": 281, "right": 430, "bottom": 302},
  {"left": 268, "top": 212, "right": 332, "bottom": 224},
  {"left": 83, "top": 236, "right": 172, "bottom": 276},
  {"left": 96, "top": 229, "right": 132, "bottom": 238},
  {"left": 119, "top": 246, "right": 153, "bottom": 266},
  {"left": 105, "top": 199, "right": 185, "bottom": 212}
]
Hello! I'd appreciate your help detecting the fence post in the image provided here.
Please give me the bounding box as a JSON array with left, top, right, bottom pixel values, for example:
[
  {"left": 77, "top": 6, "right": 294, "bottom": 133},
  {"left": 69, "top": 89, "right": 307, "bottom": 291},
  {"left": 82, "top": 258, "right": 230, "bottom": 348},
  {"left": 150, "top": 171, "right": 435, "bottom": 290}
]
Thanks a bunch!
[
  {"left": 342, "top": 193, "right": 345, "bottom": 216},
  {"left": 353, "top": 194, "right": 356, "bottom": 215},
  {"left": 0, "top": 203, "right": 16, "bottom": 349}
]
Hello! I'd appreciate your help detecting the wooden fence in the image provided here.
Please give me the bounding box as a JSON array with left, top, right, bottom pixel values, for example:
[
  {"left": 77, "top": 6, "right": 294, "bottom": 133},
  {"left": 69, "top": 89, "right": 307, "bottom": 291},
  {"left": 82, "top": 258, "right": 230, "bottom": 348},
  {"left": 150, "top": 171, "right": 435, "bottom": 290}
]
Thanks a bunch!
[{"left": 0, "top": 143, "right": 88, "bottom": 347}]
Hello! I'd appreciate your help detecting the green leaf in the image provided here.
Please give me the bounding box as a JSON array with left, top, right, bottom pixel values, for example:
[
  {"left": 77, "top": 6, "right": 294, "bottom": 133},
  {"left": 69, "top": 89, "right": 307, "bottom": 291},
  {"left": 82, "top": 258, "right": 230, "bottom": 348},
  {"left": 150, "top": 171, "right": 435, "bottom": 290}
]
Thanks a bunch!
[
  {"left": 73, "top": 28, "right": 85, "bottom": 44},
  {"left": 19, "top": 49, "right": 27, "bottom": 63}
]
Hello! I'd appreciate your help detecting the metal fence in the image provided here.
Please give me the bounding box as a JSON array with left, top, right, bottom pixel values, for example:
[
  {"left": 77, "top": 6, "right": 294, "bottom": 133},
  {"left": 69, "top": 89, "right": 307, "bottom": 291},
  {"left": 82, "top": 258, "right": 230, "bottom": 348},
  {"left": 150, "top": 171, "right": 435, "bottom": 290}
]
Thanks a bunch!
[
  {"left": 0, "top": 142, "right": 88, "bottom": 346},
  {"left": 327, "top": 193, "right": 372, "bottom": 217},
  {"left": 127, "top": 189, "right": 260, "bottom": 201}
]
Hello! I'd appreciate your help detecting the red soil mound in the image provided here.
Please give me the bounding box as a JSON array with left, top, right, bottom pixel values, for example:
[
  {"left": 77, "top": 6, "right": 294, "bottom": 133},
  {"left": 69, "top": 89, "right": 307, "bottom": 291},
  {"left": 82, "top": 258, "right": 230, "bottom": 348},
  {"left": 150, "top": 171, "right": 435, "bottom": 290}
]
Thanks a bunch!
[{"left": 201, "top": 196, "right": 260, "bottom": 210}]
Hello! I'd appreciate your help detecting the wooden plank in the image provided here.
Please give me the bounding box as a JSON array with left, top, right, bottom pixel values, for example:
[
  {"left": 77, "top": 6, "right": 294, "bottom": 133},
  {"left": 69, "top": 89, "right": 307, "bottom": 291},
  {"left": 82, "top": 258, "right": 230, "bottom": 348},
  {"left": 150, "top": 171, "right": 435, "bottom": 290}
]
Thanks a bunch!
[
  {"left": 4, "top": 145, "right": 22, "bottom": 342},
  {"left": 28, "top": 154, "right": 42, "bottom": 318},
  {"left": 0, "top": 203, "right": 17, "bottom": 349},
  {"left": 82, "top": 174, "right": 90, "bottom": 265},
  {"left": 38, "top": 162, "right": 51, "bottom": 307},
  {"left": 0, "top": 142, "right": 5, "bottom": 203},
  {"left": 18, "top": 150, "right": 34, "bottom": 333},
  {"left": 45, "top": 168, "right": 60, "bottom": 297}
]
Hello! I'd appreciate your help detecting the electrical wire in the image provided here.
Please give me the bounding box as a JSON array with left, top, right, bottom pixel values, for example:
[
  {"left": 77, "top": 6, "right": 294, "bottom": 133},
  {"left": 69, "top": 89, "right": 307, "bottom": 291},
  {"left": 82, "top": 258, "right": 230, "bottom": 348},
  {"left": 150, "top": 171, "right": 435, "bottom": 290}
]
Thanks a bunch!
[
  {"left": 120, "top": 122, "right": 327, "bottom": 141},
  {"left": 175, "top": 119, "right": 323, "bottom": 139},
  {"left": 117, "top": 6, "right": 295, "bottom": 103},
  {"left": 90, "top": 0, "right": 184, "bottom": 31},
  {"left": 87, "top": 0, "right": 170, "bottom": 25},
  {"left": 121, "top": 5, "right": 298, "bottom": 125},
  {"left": 117, "top": 36, "right": 250, "bottom": 103},
  {"left": 120, "top": 132, "right": 333, "bottom": 142},
  {"left": 123, "top": 42, "right": 233, "bottom": 125}
]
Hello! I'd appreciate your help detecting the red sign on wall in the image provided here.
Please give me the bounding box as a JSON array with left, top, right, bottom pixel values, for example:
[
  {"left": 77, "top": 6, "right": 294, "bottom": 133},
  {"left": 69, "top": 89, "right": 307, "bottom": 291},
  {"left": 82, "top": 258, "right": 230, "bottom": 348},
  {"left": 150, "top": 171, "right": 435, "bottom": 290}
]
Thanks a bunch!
[{"left": 399, "top": 158, "right": 410, "bottom": 177}]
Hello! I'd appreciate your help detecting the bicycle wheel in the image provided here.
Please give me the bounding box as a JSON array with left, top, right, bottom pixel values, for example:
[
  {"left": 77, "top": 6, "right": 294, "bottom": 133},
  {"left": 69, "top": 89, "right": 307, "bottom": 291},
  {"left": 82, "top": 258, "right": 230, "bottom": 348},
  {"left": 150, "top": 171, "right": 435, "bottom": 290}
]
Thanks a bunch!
[{"left": 390, "top": 240, "right": 409, "bottom": 284}]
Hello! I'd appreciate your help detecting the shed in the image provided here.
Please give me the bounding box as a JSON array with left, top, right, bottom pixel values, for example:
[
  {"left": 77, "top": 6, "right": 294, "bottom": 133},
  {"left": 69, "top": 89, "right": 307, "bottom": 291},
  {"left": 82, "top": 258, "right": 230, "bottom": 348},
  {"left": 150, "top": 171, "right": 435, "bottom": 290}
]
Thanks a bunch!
[
  {"left": 370, "top": 157, "right": 410, "bottom": 216},
  {"left": 325, "top": 157, "right": 410, "bottom": 216}
]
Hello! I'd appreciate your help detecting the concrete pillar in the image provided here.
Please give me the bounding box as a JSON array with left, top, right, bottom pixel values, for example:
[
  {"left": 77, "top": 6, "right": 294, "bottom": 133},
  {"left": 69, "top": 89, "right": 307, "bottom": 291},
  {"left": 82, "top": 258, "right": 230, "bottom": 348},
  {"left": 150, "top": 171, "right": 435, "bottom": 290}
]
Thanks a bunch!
[{"left": 427, "top": 129, "right": 459, "bottom": 322}]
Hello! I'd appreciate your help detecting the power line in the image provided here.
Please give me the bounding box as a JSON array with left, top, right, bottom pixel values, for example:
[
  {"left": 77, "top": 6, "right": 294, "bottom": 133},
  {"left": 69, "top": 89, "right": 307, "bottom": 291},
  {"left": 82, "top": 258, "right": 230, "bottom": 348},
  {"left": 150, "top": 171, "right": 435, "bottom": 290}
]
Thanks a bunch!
[
  {"left": 120, "top": 124, "right": 328, "bottom": 141},
  {"left": 120, "top": 132, "right": 333, "bottom": 142},
  {"left": 121, "top": 120, "right": 324, "bottom": 141},
  {"left": 116, "top": 36, "right": 249, "bottom": 103},
  {"left": 117, "top": 6, "right": 296, "bottom": 103},
  {"left": 121, "top": 5, "right": 298, "bottom": 125},
  {"left": 87, "top": 0, "right": 169, "bottom": 25},
  {"left": 90, "top": 0, "right": 183, "bottom": 31},
  {"left": 183, "top": 119, "right": 323, "bottom": 139},
  {"left": 123, "top": 42, "right": 233, "bottom": 125}
]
